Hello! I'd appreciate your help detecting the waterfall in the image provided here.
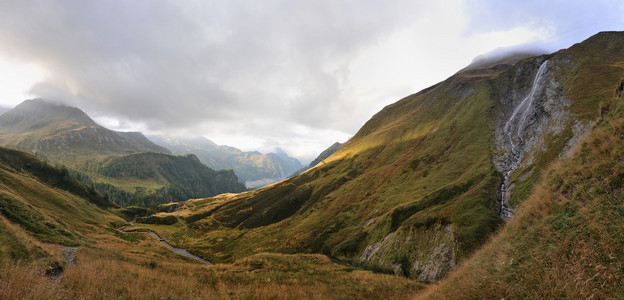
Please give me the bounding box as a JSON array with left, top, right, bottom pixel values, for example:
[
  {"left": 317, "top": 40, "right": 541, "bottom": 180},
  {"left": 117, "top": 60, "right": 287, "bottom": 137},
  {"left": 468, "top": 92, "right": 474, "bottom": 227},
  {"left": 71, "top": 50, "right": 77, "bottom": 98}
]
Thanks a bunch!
[
  {"left": 504, "top": 60, "right": 550, "bottom": 151},
  {"left": 499, "top": 60, "right": 549, "bottom": 220}
]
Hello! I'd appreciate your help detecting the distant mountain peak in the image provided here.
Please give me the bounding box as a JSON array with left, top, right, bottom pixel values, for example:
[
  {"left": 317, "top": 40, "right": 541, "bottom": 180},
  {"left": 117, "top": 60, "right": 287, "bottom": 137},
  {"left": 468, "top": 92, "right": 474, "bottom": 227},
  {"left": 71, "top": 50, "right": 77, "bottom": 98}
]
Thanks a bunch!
[
  {"left": 0, "top": 98, "right": 97, "bottom": 133},
  {"left": 274, "top": 147, "right": 288, "bottom": 155},
  {"left": 0, "top": 99, "right": 170, "bottom": 159}
]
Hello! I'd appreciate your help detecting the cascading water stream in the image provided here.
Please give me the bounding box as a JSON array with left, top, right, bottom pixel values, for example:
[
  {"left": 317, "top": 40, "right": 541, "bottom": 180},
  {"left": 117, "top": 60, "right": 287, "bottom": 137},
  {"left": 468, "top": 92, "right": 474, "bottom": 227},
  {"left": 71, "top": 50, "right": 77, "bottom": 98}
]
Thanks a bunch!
[{"left": 499, "top": 60, "right": 549, "bottom": 220}]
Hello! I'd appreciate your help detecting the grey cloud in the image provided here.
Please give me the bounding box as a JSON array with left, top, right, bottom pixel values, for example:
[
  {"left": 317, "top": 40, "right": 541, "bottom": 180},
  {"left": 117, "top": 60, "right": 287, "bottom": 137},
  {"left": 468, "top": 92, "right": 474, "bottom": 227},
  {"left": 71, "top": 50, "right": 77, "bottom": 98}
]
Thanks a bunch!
[
  {"left": 0, "top": 0, "right": 425, "bottom": 136},
  {"left": 1, "top": 0, "right": 622, "bottom": 159}
]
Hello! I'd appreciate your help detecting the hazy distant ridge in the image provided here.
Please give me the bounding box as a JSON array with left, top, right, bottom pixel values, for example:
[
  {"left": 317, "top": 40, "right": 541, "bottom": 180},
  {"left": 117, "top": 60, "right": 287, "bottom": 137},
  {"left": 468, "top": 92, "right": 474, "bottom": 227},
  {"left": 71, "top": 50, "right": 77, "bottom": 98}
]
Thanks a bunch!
[{"left": 151, "top": 136, "right": 302, "bottom": 188}]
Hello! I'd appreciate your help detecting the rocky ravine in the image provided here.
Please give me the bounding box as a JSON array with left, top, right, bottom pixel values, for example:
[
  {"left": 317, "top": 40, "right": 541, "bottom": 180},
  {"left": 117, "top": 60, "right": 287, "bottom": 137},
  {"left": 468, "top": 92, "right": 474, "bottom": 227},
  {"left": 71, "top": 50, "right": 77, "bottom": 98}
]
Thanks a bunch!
[{"left": 493, "top": 56, "right": 593, "bottom": 219}]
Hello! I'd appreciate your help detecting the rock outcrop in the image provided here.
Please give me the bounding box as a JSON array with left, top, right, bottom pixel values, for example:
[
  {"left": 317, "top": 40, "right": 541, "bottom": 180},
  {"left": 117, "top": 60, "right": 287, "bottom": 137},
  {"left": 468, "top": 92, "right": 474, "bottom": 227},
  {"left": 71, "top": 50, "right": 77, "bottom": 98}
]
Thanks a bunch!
[{"left": 360, "top": 223, "right": 456, "bottom": 282}]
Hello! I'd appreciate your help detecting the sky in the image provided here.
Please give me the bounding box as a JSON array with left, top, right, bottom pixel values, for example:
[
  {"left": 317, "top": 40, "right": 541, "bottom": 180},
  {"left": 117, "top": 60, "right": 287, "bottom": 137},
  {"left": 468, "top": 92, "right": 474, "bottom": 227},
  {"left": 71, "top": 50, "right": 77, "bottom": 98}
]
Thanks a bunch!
[{"left": 0, "top": 1, "right": 622, "bottom": 163}]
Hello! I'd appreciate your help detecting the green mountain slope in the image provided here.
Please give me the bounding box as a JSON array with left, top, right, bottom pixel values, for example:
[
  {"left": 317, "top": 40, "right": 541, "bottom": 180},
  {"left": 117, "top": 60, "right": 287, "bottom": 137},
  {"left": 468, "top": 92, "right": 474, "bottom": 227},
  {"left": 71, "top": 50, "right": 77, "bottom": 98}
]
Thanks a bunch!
[
  {"left": 0, "top": 100, "right": 247, "bottom": 206},
  {"left": 142, "top": 32, "right": 624, "bottom": 283},
  {"left": 0, "top": 147, "right": 124, "bottom": 262},
  {"left": 0, "top": 147, "right": 116, "bottom": 209},
  {"left": 151, "top": 136, "right": 303, "bottom": 188}
]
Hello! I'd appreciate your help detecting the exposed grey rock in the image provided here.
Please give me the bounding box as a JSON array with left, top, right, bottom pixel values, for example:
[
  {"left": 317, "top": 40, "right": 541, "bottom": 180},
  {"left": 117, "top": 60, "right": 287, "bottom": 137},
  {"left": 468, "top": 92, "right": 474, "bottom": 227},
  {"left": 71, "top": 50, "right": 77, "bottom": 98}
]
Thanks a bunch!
[
  {"left": 558, "top": 120, "right": 596, "bottom": 159},
  {"left": 61, "top": 246, "right": 78, "bottom": 265},
  {"left": 360, "top": 232, "right": 394, "bottom": 261}
]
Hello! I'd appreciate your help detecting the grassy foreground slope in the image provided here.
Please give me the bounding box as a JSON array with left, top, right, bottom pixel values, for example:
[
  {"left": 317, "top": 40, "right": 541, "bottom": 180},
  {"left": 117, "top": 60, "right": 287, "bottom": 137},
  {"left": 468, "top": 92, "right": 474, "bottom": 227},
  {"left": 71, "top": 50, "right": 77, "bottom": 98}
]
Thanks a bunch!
[{"left": 0, "top": 147, "right": 123, "bottom": 263}]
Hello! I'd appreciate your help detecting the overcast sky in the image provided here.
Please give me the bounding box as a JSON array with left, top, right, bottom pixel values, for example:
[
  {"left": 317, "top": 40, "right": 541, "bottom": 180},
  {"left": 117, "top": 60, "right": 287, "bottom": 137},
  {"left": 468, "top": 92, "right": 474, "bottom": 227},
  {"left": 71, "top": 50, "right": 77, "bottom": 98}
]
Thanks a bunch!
[{"left": 0, "top": 0, "right": 622, "bottom": 162}]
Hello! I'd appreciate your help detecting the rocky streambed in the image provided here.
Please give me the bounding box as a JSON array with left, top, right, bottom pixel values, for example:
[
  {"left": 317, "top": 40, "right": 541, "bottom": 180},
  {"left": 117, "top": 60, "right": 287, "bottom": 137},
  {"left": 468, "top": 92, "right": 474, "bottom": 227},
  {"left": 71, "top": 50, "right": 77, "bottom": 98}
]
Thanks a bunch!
[
  {"left": 116, "top": 221, "right": 211, "bottom": 266},
  {"left": 144, "top": 230, "right": 212, "bottom": 265}
]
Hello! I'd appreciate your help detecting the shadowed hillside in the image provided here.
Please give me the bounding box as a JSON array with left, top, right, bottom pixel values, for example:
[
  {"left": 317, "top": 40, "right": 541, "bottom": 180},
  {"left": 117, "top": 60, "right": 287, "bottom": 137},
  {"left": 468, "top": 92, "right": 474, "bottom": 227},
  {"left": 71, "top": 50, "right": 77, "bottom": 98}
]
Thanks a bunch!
[{"left": 93, "top": 152, "right": 246, "bottom": 206}]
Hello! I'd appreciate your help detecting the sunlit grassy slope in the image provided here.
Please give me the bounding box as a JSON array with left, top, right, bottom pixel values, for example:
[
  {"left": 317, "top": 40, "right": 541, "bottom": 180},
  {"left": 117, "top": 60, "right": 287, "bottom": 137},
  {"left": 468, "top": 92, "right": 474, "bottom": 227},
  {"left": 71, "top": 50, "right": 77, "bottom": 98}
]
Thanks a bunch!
[
  {"left": 140, "top": 32, "right": 624, "bottom": 282},
  {"left": 2, "top": 236, "right": 423, "bottom": 299}
]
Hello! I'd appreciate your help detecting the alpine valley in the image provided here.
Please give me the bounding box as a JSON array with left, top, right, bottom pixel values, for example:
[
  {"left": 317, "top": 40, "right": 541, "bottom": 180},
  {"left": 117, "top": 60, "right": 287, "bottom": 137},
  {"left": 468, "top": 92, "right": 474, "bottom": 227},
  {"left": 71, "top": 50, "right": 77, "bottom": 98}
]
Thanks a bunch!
[{"left": 1, "top": 31, "right": 623, "bottom": 299}]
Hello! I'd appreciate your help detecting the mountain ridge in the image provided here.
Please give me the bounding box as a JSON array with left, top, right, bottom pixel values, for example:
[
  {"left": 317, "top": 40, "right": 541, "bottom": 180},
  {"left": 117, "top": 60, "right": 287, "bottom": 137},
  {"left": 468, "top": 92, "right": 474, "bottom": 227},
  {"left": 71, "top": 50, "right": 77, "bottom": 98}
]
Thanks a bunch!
[
  {"left": 291, "top": 141, "right": 343, "bottom": 176},
  {"left": 0, "top": 31, "right": 622, "bottom": 298}
]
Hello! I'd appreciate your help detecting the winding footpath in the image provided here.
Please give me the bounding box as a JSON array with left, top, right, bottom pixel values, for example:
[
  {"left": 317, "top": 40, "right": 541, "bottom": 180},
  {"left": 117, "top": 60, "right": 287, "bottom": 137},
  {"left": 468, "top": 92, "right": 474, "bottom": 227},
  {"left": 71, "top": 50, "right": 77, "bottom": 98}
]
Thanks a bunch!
[{"left": 47, "top": 245, "right": 78, "bottom": 281}]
